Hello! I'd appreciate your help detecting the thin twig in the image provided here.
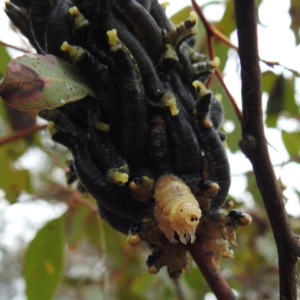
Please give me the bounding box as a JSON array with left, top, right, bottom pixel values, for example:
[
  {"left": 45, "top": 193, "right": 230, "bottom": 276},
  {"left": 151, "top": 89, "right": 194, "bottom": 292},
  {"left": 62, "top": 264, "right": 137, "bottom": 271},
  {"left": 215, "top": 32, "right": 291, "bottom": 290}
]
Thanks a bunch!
[
  {"left": 0, "top": 124, "right": 47, "bottom": 146},
  {"left": 234, "top": 0, "right": 299, "bottom": 299},
  {"left": 187, "top": 240, "right": 237, "bottom": 300},
  {"left": 215, "top": 69, "right": 243, "bottom": 121},
  {"left": 191, "top": 0, "right": 300, "bottom": 77},
  {"left": 41, "top": 146, "right": 69, "bottom": 172},
  {"left": 173, "top": 280, "right": 185, "bottom": 300},
  {"left": 191, "top": 0, "right": 243, "bottom": 121},
  {"left": 0, "top": 40, "right": 31, "bottom": 53},
  {"left": 71, "top": 190, "right": 98, "bottom": 213}
]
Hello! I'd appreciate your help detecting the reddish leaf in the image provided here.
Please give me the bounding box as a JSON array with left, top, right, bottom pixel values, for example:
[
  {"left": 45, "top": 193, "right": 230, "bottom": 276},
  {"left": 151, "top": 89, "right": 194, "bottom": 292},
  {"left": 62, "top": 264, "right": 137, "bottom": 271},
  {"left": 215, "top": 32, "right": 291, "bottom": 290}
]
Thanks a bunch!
[{"left": 0, "top": 54, "right": 97, "bottom": 110}]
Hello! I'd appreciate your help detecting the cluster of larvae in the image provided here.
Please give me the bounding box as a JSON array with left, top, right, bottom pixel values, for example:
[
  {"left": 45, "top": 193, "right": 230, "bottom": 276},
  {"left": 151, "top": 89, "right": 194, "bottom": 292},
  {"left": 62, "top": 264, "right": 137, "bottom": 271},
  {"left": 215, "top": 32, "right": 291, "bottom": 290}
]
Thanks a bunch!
[{"left": 4, "top": 0, "right": 251, "bottom": 280}]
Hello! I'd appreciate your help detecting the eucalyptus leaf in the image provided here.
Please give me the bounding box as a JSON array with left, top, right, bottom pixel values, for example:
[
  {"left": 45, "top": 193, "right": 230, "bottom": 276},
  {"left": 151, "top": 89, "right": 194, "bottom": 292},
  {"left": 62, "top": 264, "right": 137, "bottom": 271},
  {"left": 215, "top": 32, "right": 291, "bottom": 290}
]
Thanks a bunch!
[
  {"left": 23, "top": 216, "right": 64, "bottom": 300},
  {"left": 0, "top": 53, "right": 98, "bottom": 110},
  {"left": 281, "top": 130, "right": 300, "bottom": 157},
  {"left": 0, "top": 45, "right": 11, "bottom": 77},
  {"left": 170, "top": 6, "right": 192, "bottom": 25},
  {"left": 289, "top": 0, "right": 300, "bottom": 45}
]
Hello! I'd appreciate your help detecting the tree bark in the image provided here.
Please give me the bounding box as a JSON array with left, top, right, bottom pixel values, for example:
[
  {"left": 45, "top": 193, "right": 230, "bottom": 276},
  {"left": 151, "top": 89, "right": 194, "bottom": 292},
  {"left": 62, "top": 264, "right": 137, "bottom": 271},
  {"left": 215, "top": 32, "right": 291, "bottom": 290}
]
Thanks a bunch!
[{"left": 234, "top": 0, "right": 298, "bottom": 299}]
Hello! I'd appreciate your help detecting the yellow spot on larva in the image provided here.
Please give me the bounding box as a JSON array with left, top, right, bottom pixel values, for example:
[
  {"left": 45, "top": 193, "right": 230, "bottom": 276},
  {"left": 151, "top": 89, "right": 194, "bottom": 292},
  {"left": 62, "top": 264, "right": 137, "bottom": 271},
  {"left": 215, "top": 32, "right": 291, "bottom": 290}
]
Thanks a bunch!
[
  {"left": 47, "top": 121, "right": 57, "bottom": 135},
  {"left": 69, "top": 6, "right": 88, "bottom": 29},
  {"left": 107, "top": 29, "right": 119, "bottom": 48},
  {"left": 189, "top": 11, "right": 198, "bottom": 24},
  {"left": 44, "top": 261, "right": 54, "bottom": 274},
  {"left": 60, "top": 41, "right": 71, "bottom": 52},
  {"left": 203, "top": 116, "right": 212, "bottom": 128},
  {"left": 148, "top": 266, "right": 158, "bottom": 274},
  {"left": 141, "top": 176, "right": 155, "bottom": 186},
  {"left": 61, "top": 42, "right": 85, "bottom": 62},
  {"left": 94, "top": 120, "right": 110, "bottom": 132},
  {"left": 210, "top": 182, "right": 219, "bottom": 193},
  {"left": 107, "top": 169, "right": 129, "bottom": 184},
  {"left": 127, "top": 233, "right": 141, "bottom": 246},
  {"left": 210, "top": 57, "right": 220, "bottom": 68},
  {"left": 69, "top": 6, "right": 79, "bottom": 16},
  {"left": 192, "top": 80, "right": 208, "bottom": 97},
  {"left": 215, "top": 93, "right": 222, "bottom": 102},
  {"left": 239, "top": 214, "right": 252, "bottom": 226},
  {"left": 182, "top": 267, "right": 188, "bottom": 274},
  {"left": 129, "top": 180, "right": 138, "bottom": 191},
  {"left": 161, "top": 92, "right": 179, "bottom": 116},
  {"left": 192, "top": 80, "right": 201, "bottom": 90},
  {"left": 114, "top": 171, "right": 129, "bottom": 183}
]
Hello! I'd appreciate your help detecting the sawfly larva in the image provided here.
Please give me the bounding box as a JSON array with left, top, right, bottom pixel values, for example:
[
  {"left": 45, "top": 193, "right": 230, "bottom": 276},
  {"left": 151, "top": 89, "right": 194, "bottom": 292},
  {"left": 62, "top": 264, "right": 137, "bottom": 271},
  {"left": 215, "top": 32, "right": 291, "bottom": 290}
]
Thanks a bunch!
[{"left": 153, "top": 175, "right": 201, "bottom": 244}]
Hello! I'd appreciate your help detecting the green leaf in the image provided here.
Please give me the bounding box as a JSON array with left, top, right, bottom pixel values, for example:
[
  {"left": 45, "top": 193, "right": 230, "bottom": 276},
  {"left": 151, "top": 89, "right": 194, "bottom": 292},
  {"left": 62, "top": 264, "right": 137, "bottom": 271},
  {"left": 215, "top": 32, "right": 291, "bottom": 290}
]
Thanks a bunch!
[
  {"left": 0, "top": 168, "right": 31, "bottom": 203},
  {"left": 170, "top": 6, "right": 192, "bottom": 25},
  {"left": 65, "top": 204, "right": 90, "bottom": 246},
  {"left": 24, "top": 216, "right": 65, "bottom": 300},
  {"left": 281, "top": 130, "right": 300, "bottom": 156},
  {"left": 102, "top": 220, "right": 124, "bottom": 268},
  {"left": 265, "top": 74, "right": 283, "bottom": 127},
  {"left": 0, "top": 46, "right": 11, "bottom": 77},
  {"left": 209, "top": 76, "right": 242, "bottom": 152},
  {"left": 289, "top": 0, "right": 300, "bottom": 44},
  {"left": 0, "top": 142, "right": 32, "bottom": 203},
  {"left": 262, "top": 71, "right": 278, "bottom": 94},
  {"left": 85, "top": 211, "right": 101, "bottom": 247},
  {"left": 282, "top": 77, "right": 298, "bottom": 114},
  {"left": 0, "top": 54, "right": 97, "bottom": 110},
  {"left": 266, "top": 75, "right": 299, "bottom": 127},
  {"left": 214, "top": 0, "right": 236, "bottom": 38}
]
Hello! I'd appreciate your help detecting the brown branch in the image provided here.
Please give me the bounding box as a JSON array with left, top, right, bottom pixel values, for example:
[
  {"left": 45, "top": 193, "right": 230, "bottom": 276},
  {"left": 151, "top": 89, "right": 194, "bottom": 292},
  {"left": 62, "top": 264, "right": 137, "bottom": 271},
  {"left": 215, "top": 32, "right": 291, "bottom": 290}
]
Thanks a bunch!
[
  {"left": 187, "top": 240, "right": 237, "bottom": 300},
  {"left": 234, "top": 0, "right": 299, "bottom": 299},
  {"left": 0, "top": 124, "right": 47, "bottom": 146},
  {"left": 192, "top": 0, "right": 238, "bottom": 51}
]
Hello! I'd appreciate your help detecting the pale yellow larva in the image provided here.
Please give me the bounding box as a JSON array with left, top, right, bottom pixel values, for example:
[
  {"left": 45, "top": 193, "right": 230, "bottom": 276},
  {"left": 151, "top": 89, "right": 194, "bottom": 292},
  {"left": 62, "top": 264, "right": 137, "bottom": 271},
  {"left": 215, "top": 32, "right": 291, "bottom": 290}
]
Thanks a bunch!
[{"left": 153, "top": 175, "right": 202, "bottom": 244}]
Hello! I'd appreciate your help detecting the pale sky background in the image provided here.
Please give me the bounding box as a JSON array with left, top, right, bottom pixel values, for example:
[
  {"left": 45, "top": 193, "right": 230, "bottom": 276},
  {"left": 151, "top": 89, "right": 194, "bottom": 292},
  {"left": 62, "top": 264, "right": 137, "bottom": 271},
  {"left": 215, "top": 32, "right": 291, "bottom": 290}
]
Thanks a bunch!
[{"left": 0, "top": 1, "right": 299, "bottom": 299}]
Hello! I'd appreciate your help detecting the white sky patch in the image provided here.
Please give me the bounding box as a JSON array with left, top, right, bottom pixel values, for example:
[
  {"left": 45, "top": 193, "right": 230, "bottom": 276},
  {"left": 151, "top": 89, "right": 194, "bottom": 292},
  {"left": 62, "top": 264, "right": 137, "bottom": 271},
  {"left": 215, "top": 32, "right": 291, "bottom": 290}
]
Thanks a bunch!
[
  {"left": 0, "top": 199, "right": 67, "bottom": 249},
  {"left": 284, "top": 189, "right": 300, "bottom": 217}
]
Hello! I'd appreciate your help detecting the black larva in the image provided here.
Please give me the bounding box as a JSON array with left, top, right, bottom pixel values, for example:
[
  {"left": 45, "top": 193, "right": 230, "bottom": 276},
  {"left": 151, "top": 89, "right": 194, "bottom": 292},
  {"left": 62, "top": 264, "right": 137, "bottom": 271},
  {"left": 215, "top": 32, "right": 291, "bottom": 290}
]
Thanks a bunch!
[{"left": 4, "top": 0, "right": 241, "bottom": 279}]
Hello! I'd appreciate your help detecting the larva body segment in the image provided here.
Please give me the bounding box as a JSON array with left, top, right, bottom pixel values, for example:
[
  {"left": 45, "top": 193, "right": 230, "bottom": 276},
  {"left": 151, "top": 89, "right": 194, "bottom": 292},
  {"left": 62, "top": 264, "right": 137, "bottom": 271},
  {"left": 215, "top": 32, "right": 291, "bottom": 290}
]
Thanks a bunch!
[
  {"left": 154, "top": 175, "right": 201, "bottom": 244},
  {"left": 45, "top": 0, "right": 73, "bottom": 59},
  {"left": 107, "top": 29, "right": 148, "bottom": 170},
  {"left": 111, "top": 0, "right": 163, "bottom": 62},
  {"left": 4, "top": 1, "right": 43, "bottom": 53},
  {"left": 29, "top": 0, "right": 49, "bottom": 51},
  {"left": 51, "top": 130, "right": 150, "bottom": 221}
]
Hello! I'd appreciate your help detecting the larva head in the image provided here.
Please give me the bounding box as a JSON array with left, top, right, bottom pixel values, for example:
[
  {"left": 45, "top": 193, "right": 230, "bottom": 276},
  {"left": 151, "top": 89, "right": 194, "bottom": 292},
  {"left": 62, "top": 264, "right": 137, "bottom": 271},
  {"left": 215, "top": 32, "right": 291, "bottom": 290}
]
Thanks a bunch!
[{"left": 176, "top": 201, "right": 201, "bottom": 226}]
